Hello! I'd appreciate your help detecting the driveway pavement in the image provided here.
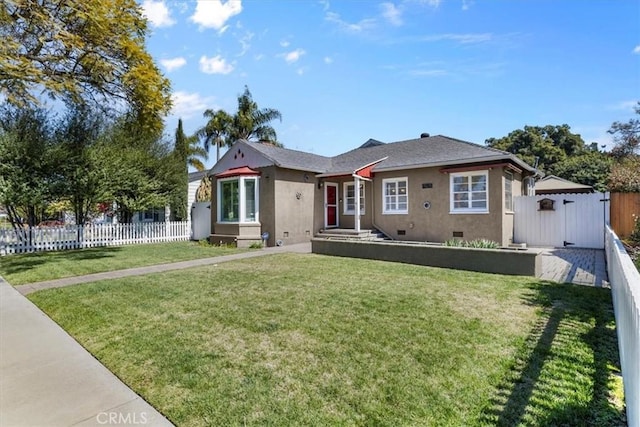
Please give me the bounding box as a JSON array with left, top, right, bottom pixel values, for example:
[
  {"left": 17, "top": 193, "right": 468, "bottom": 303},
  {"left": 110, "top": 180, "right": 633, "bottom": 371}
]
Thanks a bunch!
[{"left": 1, "top": 243, "right": 310, "bottom": 426}]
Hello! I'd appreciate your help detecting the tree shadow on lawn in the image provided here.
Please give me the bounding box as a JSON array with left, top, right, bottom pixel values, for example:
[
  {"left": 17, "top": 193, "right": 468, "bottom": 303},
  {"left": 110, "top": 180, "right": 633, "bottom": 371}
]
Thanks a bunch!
[
  {"left": 477, "top": 281, "right": 626, "bottom": 426},
  {"left": 0, "top": 246, "right": 122, "bottom": 276}
]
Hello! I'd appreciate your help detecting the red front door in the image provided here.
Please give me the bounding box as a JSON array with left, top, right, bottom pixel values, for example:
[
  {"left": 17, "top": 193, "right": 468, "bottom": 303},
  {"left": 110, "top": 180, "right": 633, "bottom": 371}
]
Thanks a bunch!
[{"left": 325, "top": 183, "right": 338, "bottom": 228}]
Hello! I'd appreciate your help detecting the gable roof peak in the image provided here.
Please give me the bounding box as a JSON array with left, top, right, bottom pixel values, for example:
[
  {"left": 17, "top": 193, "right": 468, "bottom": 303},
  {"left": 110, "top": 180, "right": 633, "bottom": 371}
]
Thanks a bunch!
[{"left": 359, "top": 138, "right": 386, "bottom": 149}]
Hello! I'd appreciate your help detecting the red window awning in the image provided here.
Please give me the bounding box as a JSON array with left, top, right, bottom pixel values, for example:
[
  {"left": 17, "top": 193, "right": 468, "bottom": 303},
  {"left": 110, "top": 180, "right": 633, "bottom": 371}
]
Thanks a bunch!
[{"left": 215, "top": 166, "right": 260, "bottom": 178}]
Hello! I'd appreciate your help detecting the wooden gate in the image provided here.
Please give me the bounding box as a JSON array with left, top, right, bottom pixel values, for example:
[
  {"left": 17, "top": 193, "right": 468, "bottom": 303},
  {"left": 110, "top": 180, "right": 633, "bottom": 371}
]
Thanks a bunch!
[{"left": 514, "top": 192, "right": 609, "bottom": 249}]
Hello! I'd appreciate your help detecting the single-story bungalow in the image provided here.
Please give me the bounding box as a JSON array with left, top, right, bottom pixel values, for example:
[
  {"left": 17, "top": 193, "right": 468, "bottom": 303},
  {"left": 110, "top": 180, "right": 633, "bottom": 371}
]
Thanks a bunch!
[{"left": 208, "top": 134, "right": 539, "bottom": 247}]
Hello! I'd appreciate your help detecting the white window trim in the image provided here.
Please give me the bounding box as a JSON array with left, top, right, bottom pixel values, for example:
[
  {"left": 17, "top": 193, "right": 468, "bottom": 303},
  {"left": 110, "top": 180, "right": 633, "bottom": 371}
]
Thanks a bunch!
[
  {"left": 382, "top": 177, "right": 408, "bottom": 215},
  {"left": 217, "top": 176, "right": 260, "bottom": 223},
  {"left": 449, "top": 170, "right": 489, "bottom": 214},
  {"left": 343, "top": 181, "right": 365, "bottom": 215},
  {"left": 504, "top": 171, "right": 514, "bottom": 213}
]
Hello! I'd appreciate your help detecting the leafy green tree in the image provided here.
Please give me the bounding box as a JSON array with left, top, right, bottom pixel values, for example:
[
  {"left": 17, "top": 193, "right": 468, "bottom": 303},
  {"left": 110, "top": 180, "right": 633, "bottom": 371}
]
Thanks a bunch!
[
  {"left": 486, "top": 124, "right": 586, "bottom": 173},
  {"left": 551, "top": 151, "right": 613, "bottom": 192},
  {"left": 0, "top": 105, "right": 57, "bottom": 231},
  {"left": 95, "top": 118, "right": 174, "bottom": 223},
  {"left": 230, "top": 86, "right": 282, "bottom": 145},
  {"left": 609, "top": 102, "right": 639, "bottom": 159},
  {"left": 55, "top": 105, "right": 108, "bottom": 225},
  {"left": 0, "top": 0, "right": 171, "bottom": 133},
  {"left": 197, "top": 109, "right": 233, "bottom": 161},
  {"left": 609, "top": 156, "right": 640, "bottom": 192}
]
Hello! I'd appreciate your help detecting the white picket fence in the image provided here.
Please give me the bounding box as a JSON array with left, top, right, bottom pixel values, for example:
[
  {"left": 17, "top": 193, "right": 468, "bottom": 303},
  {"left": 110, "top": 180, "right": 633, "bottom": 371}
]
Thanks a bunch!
[
  {"left": 0, "top": 221, "right": 191, "bottom": 255},
  {"left": 605, "top": 225, "right": 640, "bottom": 427}
]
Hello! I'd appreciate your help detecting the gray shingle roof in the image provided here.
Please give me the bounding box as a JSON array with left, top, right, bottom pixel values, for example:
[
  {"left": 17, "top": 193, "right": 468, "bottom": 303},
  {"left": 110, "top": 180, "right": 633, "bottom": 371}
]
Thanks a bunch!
[
  {"left": 328, "top": 134, "right": 533, "bottom": 174},
  {"left": 214, "top": 136, "right": 535, "bottom": 176},
  {"left": 247, "top": 141, "right": 333, "bottom": 173}
]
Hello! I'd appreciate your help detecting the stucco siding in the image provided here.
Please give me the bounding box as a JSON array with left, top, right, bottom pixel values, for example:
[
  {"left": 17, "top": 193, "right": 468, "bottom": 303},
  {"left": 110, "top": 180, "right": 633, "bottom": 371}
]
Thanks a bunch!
[
  {"left": 272, "top": 168, "right": 316, "bottom": 245},
  {"left": 370, "top": 167, "right": 508, "bottom": 244}
]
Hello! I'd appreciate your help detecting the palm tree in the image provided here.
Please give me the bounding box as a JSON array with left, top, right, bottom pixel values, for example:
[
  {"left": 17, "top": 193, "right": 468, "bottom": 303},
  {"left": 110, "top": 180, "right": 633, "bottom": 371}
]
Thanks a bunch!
[
  {"left": 197, "top": 109, "right": 232, "bottom": 162},
  {"left": 230, "top": 86, "right": 282, "bottom": 145}
]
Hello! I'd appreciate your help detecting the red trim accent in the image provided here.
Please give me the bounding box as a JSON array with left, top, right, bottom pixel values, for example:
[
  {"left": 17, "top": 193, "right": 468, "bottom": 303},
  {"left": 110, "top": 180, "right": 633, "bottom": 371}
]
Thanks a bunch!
[
  {"left": 355, "top": 163, "right": 376, "bottom": 178},
  {"left": 439, "top": 162, "right": 522, "bottom": 174},
  {"left": 215, "top": 166, "right": 260, "bottom": 178}
]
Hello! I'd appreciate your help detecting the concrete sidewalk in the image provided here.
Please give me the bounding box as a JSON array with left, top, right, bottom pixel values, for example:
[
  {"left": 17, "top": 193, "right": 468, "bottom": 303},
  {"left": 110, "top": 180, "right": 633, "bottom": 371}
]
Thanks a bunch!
[
  {"left": 0, "top": 278, "right": 173, "bottom": 426},
  {"left": 1, "top": 242, "right": 311, "bottom": 426}
]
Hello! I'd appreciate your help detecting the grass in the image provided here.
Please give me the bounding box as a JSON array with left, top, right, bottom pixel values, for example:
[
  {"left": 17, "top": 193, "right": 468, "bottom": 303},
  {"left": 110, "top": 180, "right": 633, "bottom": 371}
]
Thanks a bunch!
[
  {"left": 28, "top": 254, "right": 624, "bottom": 426},
  {"left": 0, "top": 241, "right": 245, "bottom": 285}
]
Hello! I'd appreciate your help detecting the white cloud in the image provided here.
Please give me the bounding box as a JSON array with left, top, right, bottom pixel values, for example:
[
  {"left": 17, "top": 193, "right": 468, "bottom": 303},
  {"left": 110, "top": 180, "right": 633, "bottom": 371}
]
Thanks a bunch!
[
  {"left": 171, "top": 91, "right": 215, "bottom": 119},
  {"left": 325, "top": 11, "right": 376, "bottom": 33},
  {"left": 462, "top": 0, "right": 474, "bottom": 11},
  {"left": 408, "top": 69, "right": 448, "bottom": 77},
  {"left": 190, "top": 0, "right": 242, "bottom": 31},
  {"left": 390, "top": 33, "right": 493, "bottom": 45},
  {"left": 160, "top": 57, "right": 187, "bottom": 72},
  {"left": 324, "top": 56, "right": 333, "bottom": 64},
  {"left": 380, "top": 2, "right": 403, "bottom": 26},
  {"left": 319, "top": 0, "right": 330, "bottom": 11},
  {"left": 254, "top": 53, "right": 265, "bottom": 61},
  {"left": 633, "top": 45, "right": 640, "bottom": 54},
  {"left": 238, "top": 31, "right": 254, "bottom": 56},
  {"left": 280, "top": 40, "right": 291, "bottom": 47},
  {"left": 607, "top": 100, "right": 638, "bottom": 111},
  {"left": 297, "top": 68, "right": 306, "bottom": 75},
  {"left": 417, "top": 0, "right": 441, "bottom": 7},
  {"left": 199, "top": 55, "right": 234, "bottom": 74},
  {"left": 141, "top": 0, "right": 175, "bottom": 28},
  {"left": 282, "top": 48, "right": 306, "bottom": 64}
]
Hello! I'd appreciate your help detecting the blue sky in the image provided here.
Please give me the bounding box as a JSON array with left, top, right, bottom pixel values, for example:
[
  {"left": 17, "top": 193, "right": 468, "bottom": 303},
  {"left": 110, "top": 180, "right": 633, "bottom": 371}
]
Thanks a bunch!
[{"left": 141, "top": 0, "right": 640, "bottom": 169}]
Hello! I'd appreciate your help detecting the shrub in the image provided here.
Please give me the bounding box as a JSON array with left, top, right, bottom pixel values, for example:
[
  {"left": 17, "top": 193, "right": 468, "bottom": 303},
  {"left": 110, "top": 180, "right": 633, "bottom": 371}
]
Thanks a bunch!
[
  {"left": 444, "top": 238, "right": 500, "bottom": 249},
  {"left": 630, "top": 214, "right": 640, "bottom": 245}
]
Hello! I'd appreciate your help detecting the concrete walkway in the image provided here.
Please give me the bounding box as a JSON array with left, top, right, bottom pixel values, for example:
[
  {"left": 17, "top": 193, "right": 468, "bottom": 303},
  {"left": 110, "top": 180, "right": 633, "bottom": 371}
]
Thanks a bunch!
[
  {"left": 1, "top": 243, "right": 310, "bottom": 426},
  {"left": 17, "top": 242, "right": 311, "bottom": 296},
  {"left": 537, "top": 248, "right": 609, "bottom": 287}
]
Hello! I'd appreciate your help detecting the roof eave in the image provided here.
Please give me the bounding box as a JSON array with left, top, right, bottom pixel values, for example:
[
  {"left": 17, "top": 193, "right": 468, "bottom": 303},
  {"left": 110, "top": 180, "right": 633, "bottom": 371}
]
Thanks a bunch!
[{"left": 372, "top": 154, "right": 536, "bottom": 173}]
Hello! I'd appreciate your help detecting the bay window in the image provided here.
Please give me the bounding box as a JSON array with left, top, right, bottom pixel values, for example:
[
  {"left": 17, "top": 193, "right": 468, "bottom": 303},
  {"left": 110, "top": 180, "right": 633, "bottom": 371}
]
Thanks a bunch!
[{"left": 218, "top": 176, "right": 259, "bottom": 223}]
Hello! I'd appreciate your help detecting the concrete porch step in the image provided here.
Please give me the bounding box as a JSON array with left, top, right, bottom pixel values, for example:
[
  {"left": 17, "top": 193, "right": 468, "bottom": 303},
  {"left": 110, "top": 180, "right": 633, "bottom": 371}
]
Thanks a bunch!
[{"left": 316, "top": 228, "right": 389, "bottom": 241}]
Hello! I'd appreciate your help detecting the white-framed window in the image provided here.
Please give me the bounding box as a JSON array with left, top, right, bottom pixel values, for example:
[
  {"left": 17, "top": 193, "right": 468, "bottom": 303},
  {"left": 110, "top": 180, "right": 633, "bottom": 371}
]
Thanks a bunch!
[
  {"left": 504, "top": 171, "right": 513, "bottom": 211},
  {"left": 218, "top": 176, "right": 259, "bottom": 223},
  {"left": 450, "top": 171, "right": 489, "bottom": 213},
  {"left": 383, "top": 177, "right": 408, "bottom": 214},
  {"left": 343, "top": 182, "right": 365, "bottom": 215}
]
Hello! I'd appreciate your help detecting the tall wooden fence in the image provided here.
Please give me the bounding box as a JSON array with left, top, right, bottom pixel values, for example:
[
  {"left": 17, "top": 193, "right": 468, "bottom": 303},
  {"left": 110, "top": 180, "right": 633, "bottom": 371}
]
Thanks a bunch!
[
  {"left": 611, "top": 192, "right": 640, "bottom": 238},
  {"left": 0, "top": 221, "right": 191, "bottom": 255}
]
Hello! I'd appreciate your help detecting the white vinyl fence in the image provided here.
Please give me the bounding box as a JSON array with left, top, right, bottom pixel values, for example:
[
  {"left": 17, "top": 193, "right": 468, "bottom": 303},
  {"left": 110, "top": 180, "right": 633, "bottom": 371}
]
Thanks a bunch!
[
  {"left": 0, "top": 221, "right": 190, "bottom": 255},
  {"left": 605, "top": 225, "right": 640, "bottom": 426}
]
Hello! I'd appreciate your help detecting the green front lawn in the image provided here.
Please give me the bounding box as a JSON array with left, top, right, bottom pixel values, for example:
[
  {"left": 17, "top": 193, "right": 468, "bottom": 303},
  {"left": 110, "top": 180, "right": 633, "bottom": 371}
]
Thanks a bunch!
[
  {"left": 29, "top": 254, "right": 624, "bottom": 426},
  {"left": 0, "top": 241, "right": 244, "bottom": 285}
]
